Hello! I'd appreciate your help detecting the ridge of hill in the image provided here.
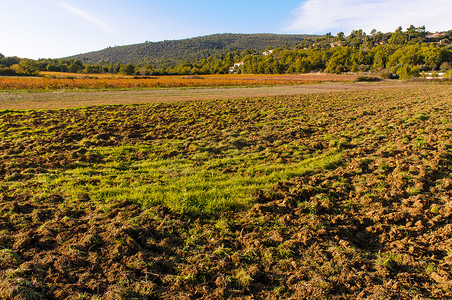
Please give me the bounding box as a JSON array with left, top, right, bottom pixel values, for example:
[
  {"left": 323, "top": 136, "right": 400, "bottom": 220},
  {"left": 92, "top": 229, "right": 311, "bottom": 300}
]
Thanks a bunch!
[{"left": 66, "top": 33, "right": 318, "bottom": 67}]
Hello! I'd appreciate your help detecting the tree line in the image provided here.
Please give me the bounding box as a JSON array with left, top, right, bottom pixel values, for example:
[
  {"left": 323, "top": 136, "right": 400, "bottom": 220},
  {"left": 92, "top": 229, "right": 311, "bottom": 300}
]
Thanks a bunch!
[
  {"left": 1, "top": 26, "right": 452, "bottom": 79},
  {"left": 239, "top": 27, "right": 452, "bottom": 79}
]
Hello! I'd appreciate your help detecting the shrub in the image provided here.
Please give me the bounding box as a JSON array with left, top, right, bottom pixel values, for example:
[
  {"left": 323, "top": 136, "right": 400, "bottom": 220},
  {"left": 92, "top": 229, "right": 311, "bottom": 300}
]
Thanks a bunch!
[
  {"left": 380, "top": 70, "right": 398, "bottom": 79},
  {"left": 0, "top": 67, "right": 16, "bottom": 76},
  {"left": 440, "top": 62, "right": 451, "bottom": 71},
  {"left": 355, "top": 76, "right": 383, "bottom": 82},
  {"left": 396, "top": 65, "right": 420, "bottom": 80}
]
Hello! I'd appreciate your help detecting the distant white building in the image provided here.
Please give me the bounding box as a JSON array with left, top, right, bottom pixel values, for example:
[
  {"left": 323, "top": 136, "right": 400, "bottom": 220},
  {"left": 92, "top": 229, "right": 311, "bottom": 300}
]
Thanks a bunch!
[
  {"left": 263, "top": 49, "right": 274, "bottom": 55},
  {"left": 229, "top": 62, "right": 244, "bottom": 73},
  {"left": 426, "top": 32, "right": 445, "bottom": 39}
]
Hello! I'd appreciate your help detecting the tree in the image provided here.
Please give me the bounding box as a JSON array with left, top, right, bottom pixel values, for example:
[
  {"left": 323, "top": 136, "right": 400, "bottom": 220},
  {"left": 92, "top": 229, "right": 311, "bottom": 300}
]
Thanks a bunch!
[
  {"left": 84, "top": 65, "right": 101, "bottom": 74},
  {"left": 345, "top": 29, "right": 367, "bottom": 49},
  {"left": 406, "top": 25, "right": 416, "bottom": 41},
  {"left": 18, "top": 58, "right": 40, "bottom": 76},
  {"left": 371, "top": 45, "right": 394, "bottom": 69},
  {"left": 109, "top": 63, "right": 120, "bottom": 74},
  {"left": 119, "top": 64, "right": 135, "bottom": 75},
  {"left": 388, "top": 29, "right": 407, "bottom": 45},
  {"left": 396, "top": 64, "right": 419, "bottom": 79},
  {"left": 69, "top": 60, "right": 84, "bottom": 73},
  {"left": 325, "top": 32, "right": 332, "bottom": 43},
  {"left": 2, "top": 56, "right": 21, "bottom": 67},
  {"left": 399, "top": 45, "right": 423, "bottom": 66},
  {"left": 295, "top": 57, "right": 313, "bottom": 73},
  {"left": 325, "top": 47, "right": 358, "bottom": 73},
  {"left": 423, "top": 46, "right": 442, "bottom": 70}
]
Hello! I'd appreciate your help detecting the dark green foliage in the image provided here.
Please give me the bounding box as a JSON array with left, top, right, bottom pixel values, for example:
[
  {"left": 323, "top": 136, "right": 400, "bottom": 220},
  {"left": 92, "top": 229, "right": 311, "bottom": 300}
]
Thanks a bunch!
[
  {"left": 380, "top": 70, "right": 399, "bottom": 79},
  {"left": 394, "top": 64, "right": 420, "bottom": 79},
  {"left": 0, "top": 56, "right": 20, "bottom": 67},
  {"left": 119, "top": 64, "right": 135, "bottom": 75},
  {"left": 83, "top": 64, "right": 102, "bottom": 74},
  {"left": 67, "top": 33, "right": 318, "bottom": 66},
  {"left": 0, "top": 68, "right": 16, "bottom": 76},
  {"left": 18, "top": 59, "right": 40, "bottom": 76},
  {"left": 355, "top": 76, "right": 383, "bottom": 82}
]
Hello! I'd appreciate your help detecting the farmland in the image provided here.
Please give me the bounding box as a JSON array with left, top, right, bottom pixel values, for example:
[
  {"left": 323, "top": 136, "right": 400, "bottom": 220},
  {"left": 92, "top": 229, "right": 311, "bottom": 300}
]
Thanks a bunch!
[
  {"left": 0, "top": 82, "right": 452, "bottom": 299},
  {"left": 0, "top": 73, "right": 358, "bottom": 91},
  {"left": 0, "top": 81, "right": 411, "bottom": 111}
]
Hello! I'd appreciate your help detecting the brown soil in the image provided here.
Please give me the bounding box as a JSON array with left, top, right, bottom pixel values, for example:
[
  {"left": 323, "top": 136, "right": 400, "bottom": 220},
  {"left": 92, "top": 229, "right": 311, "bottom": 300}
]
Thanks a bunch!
[
  {"left": 1, "top": 84, "right": 452, "bottom": 299},
  {"left": 1, "top": 81, "right": 411, "bottom": 110}
]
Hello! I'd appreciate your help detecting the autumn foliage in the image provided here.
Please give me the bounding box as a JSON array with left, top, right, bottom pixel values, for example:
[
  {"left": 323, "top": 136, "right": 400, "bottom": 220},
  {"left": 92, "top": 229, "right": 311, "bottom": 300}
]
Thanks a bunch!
[{"left": 0, "top": 73, "right": 358, "bottom": 90}]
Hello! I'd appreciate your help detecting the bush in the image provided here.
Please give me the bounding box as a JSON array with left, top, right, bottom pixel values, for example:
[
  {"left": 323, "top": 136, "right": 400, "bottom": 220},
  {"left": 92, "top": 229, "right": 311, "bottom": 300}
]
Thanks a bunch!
[
  {"left": 395, "top": 65, "right": 420, "bottom": 80},
  {"left": 380, "top": 70, "right": 398, "bottom": 79},
  {"left": 446, "top": 70, "right": 452, "bottom": 79},
  {"left": 440, "top": 62, "right": 451, "bottom": 71},
  {"left": 0, "top": 67, "right": 16, "bottom": 76},
  {"left": 355, "top": 76, "right": 383, "bottom": 82}
]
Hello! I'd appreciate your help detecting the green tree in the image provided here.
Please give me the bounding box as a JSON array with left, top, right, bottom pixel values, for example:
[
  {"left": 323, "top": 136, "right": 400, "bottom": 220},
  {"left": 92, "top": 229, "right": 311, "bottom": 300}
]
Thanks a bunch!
[
  {"left": 69, "top": 59, "right": 84, "bottom": 73},
  {"left": 388, "top": 27, "right": 407, "bottom": 45},
  {"left": 406, "top": 25, "right": 416, "bottom": 41},
  {"left": 336, "top": 32, "right": 345, "bottom": 42},
  {"left": 18, "top": 58, "right": 40, "bottom": 75},
  {"left": 347, "top": 29, "right": 366, "bottom": 48},
  {"left": 108, "top": 63, "right": 120, "bottom": 74},
  {"left": 295, "top": 57, "right": 313, "bottom": 73},
  {"left": 84, "top": 65, "right": 101, "bottom": 74},
  {"left": 350, "top": 49, "right": 371, "bottom": 71},
  {"left": 395, "top": 64, "right": 420, "bottom": 79},
  {"left": 371, "top": 45, "right": 392, "bottom": 69},
  {"left": 423, "top": 45, "right": 442, "bottom": 70},
  {"left": 399, "top": 45, "right": 423, "bottom": 65},
  {"left": 325, "top": 47, "right": 358, "bottom": 73},
  {"left": 119, "top": 64, "right": 135, "bottom": 75}
]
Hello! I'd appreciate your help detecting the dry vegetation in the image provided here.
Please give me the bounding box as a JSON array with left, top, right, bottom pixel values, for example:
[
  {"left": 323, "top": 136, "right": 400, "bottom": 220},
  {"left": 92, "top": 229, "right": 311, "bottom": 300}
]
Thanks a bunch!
[
  {"left": 0, "top": 73, "right": 358, "bottom": 91},
  {"left": 0, "top": 80, "right": 410, "bottom": 111},
  {"left": 0, "top": 84, "right": 451, "bottom": 299}
]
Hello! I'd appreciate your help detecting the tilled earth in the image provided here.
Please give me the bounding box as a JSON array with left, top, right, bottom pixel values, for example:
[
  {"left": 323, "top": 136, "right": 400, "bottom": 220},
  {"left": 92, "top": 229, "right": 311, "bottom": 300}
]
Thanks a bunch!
[{"left": 1, "top": 84, "right": 452, "bottom": 299}]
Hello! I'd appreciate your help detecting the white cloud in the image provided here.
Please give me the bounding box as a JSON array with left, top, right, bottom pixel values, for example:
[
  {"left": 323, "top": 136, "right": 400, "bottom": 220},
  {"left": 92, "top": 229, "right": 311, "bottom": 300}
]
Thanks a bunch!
[
  {"left": 56, "top": 1, "right": 113, "bottom": 34},
  {"left": 287, "top": 0, "right": 452, "bottom": 34}
]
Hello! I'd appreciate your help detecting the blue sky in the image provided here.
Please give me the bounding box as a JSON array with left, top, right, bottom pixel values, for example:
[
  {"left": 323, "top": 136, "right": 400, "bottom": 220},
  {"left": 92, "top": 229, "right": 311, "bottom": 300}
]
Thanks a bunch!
[{"left": 1, "top": 0, "right": 451, "bottom": 59}]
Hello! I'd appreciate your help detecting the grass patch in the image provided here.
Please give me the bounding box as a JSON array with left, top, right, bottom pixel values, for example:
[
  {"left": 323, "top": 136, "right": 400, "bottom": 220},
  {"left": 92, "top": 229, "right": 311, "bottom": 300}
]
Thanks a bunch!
[{"left": 36, "top": 149, "right": 342, "bottom": 216}]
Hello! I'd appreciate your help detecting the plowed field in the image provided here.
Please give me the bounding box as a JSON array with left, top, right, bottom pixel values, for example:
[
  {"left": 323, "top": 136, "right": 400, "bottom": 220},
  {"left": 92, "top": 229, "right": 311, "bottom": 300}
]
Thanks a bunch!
[{"left": 1, "top": 84, "right": 452, "bottom": 299}]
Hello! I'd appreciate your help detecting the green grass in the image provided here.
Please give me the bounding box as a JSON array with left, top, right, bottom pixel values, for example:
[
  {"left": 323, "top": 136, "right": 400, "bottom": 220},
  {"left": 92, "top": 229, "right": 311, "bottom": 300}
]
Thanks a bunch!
[{"left": 35, "top": 147, "right": 342, "bottom": 216}]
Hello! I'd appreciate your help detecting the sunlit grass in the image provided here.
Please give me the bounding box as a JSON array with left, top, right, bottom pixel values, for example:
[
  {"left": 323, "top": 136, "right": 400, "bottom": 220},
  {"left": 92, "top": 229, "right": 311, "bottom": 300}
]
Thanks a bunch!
[{"left": 35, "top": 148, "right": 342, "bottom": 215}]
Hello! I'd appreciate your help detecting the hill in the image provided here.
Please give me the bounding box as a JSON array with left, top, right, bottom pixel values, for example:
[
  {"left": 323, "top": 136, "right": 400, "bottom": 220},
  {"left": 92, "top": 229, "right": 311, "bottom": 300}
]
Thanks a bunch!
[{"left": 66, "top": 33, "right": 318, "bottom": 67}]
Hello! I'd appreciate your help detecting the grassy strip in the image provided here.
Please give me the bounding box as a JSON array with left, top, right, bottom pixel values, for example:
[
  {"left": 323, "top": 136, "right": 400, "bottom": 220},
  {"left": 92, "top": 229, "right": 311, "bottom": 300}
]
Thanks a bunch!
[{"left": 35, "top": 147, "right": 342, "bottom": 216}]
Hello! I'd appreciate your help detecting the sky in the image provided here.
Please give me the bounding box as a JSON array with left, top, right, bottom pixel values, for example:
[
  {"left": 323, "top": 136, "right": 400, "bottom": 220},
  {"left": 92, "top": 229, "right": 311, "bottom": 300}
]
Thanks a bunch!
[{"left": 1, "top": 0, "right": 451, "bottom": 59}]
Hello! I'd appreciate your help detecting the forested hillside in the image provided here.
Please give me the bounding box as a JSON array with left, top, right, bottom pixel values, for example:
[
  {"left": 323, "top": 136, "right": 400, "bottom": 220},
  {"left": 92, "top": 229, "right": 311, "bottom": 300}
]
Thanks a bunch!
[
  {"left": 2, "top": 27, "right": 452, "bottom": 79},
  {"left": 67, "top": 33, "right": 317, "bottom": 67}
]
